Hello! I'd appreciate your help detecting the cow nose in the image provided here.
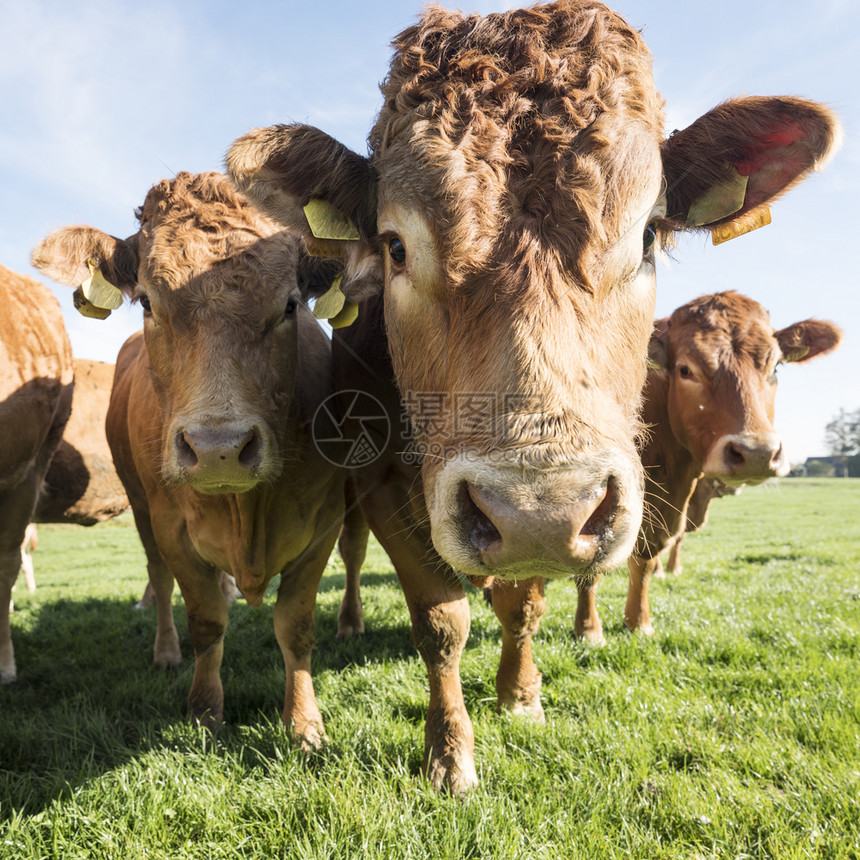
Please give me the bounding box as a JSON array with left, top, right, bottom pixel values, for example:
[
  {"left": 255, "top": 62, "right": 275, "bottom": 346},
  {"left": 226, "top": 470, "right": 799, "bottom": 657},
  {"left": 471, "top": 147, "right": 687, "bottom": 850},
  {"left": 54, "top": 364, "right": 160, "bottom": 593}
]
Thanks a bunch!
[
  {"left": 459, "top": 478, "right": 619, "bottom": 573},
  {"left": 172, "top": 422, "right": 265, "bottom": 487},
  {"left": 720, "top": 433, "right": 784, "bottom": 479}
]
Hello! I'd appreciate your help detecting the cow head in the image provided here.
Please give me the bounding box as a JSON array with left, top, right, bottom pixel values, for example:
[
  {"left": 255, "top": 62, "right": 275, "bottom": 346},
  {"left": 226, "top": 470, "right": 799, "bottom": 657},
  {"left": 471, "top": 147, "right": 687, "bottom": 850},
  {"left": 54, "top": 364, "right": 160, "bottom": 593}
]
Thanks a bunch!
[
  {"left": 33, "top": 172, "right": 338, "bottom": 495},
  {"left": 648, "top": 292, "right": 841, "bottom": 485},
  {"left": 227, "top": 1, "right": 839, "bottom": 579}
]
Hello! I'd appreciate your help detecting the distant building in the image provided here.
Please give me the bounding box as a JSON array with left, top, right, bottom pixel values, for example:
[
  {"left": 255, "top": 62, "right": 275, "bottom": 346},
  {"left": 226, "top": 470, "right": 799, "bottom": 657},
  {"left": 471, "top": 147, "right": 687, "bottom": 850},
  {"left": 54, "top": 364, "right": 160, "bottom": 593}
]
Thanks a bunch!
[{"left": 790, "top": 457, "right": 850, "bottom": 478}]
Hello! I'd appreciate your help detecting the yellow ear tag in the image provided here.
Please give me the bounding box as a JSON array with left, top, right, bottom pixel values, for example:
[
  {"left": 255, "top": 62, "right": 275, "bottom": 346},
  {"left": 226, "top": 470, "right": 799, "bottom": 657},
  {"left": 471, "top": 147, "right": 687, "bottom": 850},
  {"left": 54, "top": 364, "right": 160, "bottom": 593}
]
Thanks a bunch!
[
  {"left": 81, "top": 259, "right": 123, "bottom": 310},
  {"left": 711, "top": 205, "right": 772, "bottom": 246},
  {"left": 72, "top": 286, "right": 112, "bottom": 320},
  {"left": 328, "top": 300, "right": 359, "bottom": 329},
  {"left": 686, "top": 165, "right": 749, "bottom": 228},
  {"left": 303, "top": 199, "right": 360, "bottom": 241},
  {"left": 313, "top": 273, "right": 347, "bottom": 320}
]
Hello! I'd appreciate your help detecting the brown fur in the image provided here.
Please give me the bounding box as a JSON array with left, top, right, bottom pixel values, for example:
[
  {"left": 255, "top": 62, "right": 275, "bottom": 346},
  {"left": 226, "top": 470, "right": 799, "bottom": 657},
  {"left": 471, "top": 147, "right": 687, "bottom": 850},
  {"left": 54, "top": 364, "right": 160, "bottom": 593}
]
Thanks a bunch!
[
  {"left": 34, "top": 359, "right": 128, "bottom": 525},
  {"left": 33, "top": 174, "right": 345, "bottom": 741},
  {"left": 227, "top": 0, "right": 841, "bottom": 794},
  {"left": 0, "top": 265, "right": 74, "bottom": 683}
]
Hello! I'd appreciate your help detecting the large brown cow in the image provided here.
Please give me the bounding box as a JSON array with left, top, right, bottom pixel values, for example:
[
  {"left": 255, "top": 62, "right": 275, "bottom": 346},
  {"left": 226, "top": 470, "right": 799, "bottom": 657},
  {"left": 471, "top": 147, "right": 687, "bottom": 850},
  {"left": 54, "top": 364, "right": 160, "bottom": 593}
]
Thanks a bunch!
[
  {"left": 33, "top": 172, "right": 346, "bottom": 744},
  {"left": 0, "top": 264, "right": 74, "bottom": 683},
  {"left": 572, "top": 292, "right": 841, "bottom": 643},
  {"left": 33, "top": 358, "right": 128, "bottom": 526},
  {"left": 227, "top": 1, "right": 839, "bottom": 791}
]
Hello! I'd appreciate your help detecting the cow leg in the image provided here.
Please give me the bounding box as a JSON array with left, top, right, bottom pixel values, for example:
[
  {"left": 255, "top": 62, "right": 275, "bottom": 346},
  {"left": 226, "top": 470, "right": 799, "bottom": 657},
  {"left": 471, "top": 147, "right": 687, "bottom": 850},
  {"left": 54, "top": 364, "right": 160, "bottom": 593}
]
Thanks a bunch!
[
  {"left": 336, "top": 497, "right": 369, "bottom": 638},
  {"left": 573, "top": 574, "right": 606, "bottom": 646},
  {"left": 131, "top": 506, "right": 181, "bottom": 667},
  {"left": 0, "top": 548, "right": 20, "bottom": 683},
  {"left": 0, "top": 478, "right": 43, "bottom": 683},
  {"left": 180, "top": 567, "right": 229, "bottom": 728},
  {"left": 666, "top": 533, "right": 684, "bottom": 575},
  {"left": 275, "top": 532, "right": 338, "bottom": 750},
  {"left": 491, "top": 577, "right": 546, "bottom": 722},
  {"left": 396, "top": 563, "right": 476, "bottom": 794},
  {"left": 624, "top": 555, "right": 659, "bottom": 635}
]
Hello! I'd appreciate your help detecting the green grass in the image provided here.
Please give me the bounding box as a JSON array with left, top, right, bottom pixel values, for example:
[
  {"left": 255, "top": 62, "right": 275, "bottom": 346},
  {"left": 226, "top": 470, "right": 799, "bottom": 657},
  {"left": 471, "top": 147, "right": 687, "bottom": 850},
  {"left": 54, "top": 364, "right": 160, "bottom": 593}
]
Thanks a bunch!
[{"left": 1, "top": 479, "right": 858, "bottom": 859}]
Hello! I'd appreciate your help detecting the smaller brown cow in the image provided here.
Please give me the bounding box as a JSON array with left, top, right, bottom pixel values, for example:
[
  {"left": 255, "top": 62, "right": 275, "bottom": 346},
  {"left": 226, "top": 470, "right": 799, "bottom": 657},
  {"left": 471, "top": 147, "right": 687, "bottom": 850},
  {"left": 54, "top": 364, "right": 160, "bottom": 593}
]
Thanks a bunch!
[
  {"left": 33, "top": 172, "right": 347, "bottom": 743},
  {"left": 573, "top": 291, "right": 841, "bottom": 643},
  {"left": 0, "top": 264, "right": 74, "bottom": 683},
  {"left": 34, "top": 358, "right": 128, "bottom": 526}
]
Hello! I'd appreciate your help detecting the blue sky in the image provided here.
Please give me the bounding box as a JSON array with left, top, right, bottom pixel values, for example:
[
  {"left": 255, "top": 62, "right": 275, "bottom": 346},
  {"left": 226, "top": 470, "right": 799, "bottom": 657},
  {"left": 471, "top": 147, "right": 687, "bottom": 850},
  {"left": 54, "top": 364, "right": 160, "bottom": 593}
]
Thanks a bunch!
[{"left": 2, "top": 0, "right": 857, "bottom": 462}]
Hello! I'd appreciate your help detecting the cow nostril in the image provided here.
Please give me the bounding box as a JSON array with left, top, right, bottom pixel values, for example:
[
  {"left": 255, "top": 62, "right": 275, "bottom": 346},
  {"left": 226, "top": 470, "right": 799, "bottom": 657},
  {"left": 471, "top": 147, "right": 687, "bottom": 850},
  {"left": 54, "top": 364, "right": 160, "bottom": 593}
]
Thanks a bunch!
[
  {"left": 176, "top": 432, "right": 198, "bottom": 468},
  {"left": 724, "top": 443, "right": 746, "bottom": 469},
  {"left": 581, "top": 476, "right": 617, "bottom": 537},
  {"left": 459, "top": 482, "right": 502, "bottom": 552},
  {"left": 238, "top": 429, "right": 262, "bottom": 468},
  {"left": 770, "top": 443, "right": 784, "bottom": 468}
]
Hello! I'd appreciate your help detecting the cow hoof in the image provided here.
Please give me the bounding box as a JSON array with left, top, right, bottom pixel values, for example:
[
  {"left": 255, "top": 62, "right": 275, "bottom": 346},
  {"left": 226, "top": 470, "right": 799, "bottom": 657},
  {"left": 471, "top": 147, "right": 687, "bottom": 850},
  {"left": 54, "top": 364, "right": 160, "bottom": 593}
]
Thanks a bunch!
[
  {"left": 500, "top": 697, "right": 546, "bottom": 725},
  {"left": 296, "top": 724, "right": 329, "bottom": 753},
  {"left": 573, "top": 627, "right": 607, "bottom": 647},
  {"left": 425, "top": 754, "right": 479, "bottom": 796},
  {"left": 0, "top": 666, "right": 17, "bottom": 685},
  {"left": 631, "top": 623, "right": 655, "bottom": 636},
  {"left": 154, "top": 652, "right": 182, "bottom": 669},
  {"left": 337, "top": 618, "right": 364, "bottom": 639}
]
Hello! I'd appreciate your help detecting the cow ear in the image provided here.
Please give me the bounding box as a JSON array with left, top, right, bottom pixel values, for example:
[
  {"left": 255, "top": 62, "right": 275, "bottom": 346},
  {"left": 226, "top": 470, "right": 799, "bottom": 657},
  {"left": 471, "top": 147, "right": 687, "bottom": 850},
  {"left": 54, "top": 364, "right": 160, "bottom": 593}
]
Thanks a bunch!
[
  {"left": 32, "top": 226, "right": 138, "bottom": 293},
  {"left": 227, "top": 124, "right": 382, "bottom": 301},
  {"left": 663, "top": 97, "right": 841, "bottom": 242},
  {"left": 647, "top": 318, "right": 670, "bottom": 371},
  {"left": 775, "top": 319, "right": 842, "bottom": 363}
]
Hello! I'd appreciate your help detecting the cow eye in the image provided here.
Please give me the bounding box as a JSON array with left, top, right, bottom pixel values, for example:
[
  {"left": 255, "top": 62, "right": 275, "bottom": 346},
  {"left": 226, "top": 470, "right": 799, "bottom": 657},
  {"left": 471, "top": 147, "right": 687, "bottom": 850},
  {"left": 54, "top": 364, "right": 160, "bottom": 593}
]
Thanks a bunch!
[
  {"left": 388, "top": 237, "right": 406, "bottom": 266},
  {"left": 285, "top": 299, "right": 297, "bottom": 317},
  {"left": 643, "top": 224, "right": 657, "bottom": 254},
  {"left": 678, "top": 365, "right": 693, "bottom": 379},
  {"left": 139, "top": 294, "right": 152, "bottom": 312}
]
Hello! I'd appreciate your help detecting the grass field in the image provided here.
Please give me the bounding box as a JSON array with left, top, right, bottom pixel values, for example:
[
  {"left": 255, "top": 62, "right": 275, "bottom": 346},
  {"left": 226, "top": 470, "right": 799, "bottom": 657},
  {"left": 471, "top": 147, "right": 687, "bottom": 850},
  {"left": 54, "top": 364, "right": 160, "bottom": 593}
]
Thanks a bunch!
[{"left": 1, "top": 478, "right": 858, "bottom": 859}]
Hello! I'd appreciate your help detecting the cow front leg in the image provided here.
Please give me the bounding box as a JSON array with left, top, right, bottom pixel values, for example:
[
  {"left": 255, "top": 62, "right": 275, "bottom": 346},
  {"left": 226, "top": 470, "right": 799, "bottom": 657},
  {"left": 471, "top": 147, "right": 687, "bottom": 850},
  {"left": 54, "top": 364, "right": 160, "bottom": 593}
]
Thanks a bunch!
[
  {"left": 573, "top": 574, "right": 606, "bottom": 645},
  {"left": 624, "top": 555, "right": 659, "bottom": 635},
  {"left": 275, "top": 534, "right": 337, "bottom": 751},
  {"left": 181, "top": 571, "right": 229, "bottom": 728},
  {"left": 399, "top": 571, "right": 475, "bottom": 794},
  {"left": 491, "top": 577, "right": 546, "bottom": 722},
  {"left": 336, "top": 498, "right": 369, "bottom": 638}
]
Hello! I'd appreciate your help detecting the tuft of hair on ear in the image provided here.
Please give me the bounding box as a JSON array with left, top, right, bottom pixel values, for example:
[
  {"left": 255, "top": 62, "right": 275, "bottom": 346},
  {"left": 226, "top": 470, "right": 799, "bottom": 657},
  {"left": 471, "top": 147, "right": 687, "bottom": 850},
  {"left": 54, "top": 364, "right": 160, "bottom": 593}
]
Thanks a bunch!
[{"left": 31, "top": 227, "right": 139, "bottom": 290}]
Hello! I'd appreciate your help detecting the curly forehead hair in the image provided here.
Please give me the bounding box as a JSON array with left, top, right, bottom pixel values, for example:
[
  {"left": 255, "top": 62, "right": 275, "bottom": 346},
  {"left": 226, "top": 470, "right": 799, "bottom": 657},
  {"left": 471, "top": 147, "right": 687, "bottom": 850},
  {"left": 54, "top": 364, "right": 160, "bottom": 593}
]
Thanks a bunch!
[
  {"left": 371, "top": 0, "right": 662, "bottom": 150},
  {"left": 368, "top": 1, "right": 665, "bottom": 286}
]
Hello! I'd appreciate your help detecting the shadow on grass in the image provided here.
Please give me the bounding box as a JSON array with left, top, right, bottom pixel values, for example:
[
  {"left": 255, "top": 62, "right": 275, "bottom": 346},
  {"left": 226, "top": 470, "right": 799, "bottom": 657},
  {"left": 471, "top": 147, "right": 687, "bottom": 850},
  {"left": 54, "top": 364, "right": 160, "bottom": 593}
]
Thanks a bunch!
[{"left": 0, "top": 591, "right": 419, "bottom": 818}]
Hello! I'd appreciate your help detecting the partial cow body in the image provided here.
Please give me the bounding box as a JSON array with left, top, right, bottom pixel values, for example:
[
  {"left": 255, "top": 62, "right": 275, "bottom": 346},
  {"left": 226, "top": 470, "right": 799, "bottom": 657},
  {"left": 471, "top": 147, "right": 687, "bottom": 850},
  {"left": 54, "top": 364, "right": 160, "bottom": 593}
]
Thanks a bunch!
[
  {"left": 33, "top": 173, "right": 345, "bottom": 742},
  {"left": 0, "top": 264, "right": 74, "bottom": 682},
  {"left": 573, "top": 292, "right": 841, "bottom": 642},
  {"left": 228, "top": 1, "right": 839, "bottom": 791},
  {"left": 34, "top": 358, "right": 128, "bottom": 526}
]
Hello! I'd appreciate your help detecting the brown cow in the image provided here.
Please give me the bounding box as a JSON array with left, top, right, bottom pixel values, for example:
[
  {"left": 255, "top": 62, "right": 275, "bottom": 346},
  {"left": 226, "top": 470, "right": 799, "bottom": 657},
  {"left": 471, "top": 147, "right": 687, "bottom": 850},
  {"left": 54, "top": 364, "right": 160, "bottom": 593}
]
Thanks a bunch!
[
  {"left": 33, "top": 358, "right": 128, "bottom": 526},
  {"left": 0, "top": 264, "right": 74, "bottom": 683},
  {"left": 33, "top": 172, "right": 346, "bottom": 744},
  {"left": 572, "top": 292, "right": 841, "bottom": 643},
  {"left": 227, "top": 2, "right": 839, "bottom": 791}
]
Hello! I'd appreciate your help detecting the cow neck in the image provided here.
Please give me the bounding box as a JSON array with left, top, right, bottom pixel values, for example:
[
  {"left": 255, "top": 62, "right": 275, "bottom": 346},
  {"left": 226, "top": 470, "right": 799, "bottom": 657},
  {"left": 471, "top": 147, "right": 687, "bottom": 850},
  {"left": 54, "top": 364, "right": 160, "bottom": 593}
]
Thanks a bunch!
[{"left": 638, "top": 369, "right": 701, "bottom": 557}]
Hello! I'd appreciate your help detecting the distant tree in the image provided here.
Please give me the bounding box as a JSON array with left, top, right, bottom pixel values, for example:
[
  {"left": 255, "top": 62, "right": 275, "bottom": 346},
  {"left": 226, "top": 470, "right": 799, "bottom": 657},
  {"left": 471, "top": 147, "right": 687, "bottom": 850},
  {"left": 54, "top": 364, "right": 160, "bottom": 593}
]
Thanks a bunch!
[{"left": 824, "top": 408, "right": 860, "bottom": 462}]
